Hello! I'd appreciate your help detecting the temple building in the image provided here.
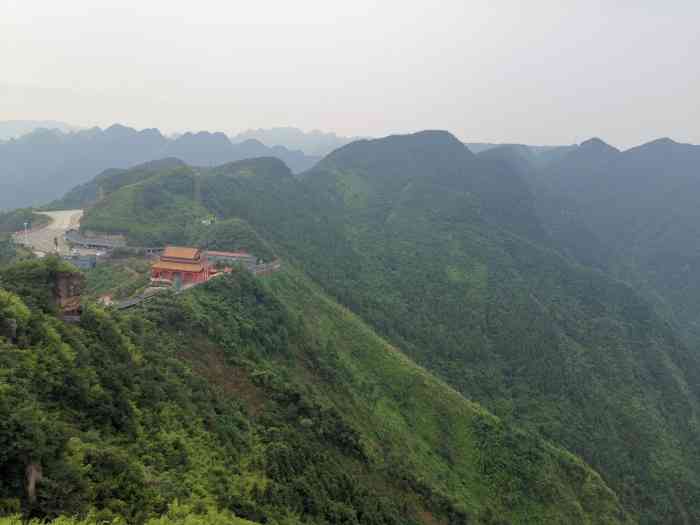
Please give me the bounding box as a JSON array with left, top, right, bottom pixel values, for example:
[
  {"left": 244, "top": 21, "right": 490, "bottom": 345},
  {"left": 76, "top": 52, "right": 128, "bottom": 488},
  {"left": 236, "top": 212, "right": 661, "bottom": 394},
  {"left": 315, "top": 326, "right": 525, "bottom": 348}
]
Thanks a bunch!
[{"left": 151, "top": 246, "right": 208, "bottom": 286}]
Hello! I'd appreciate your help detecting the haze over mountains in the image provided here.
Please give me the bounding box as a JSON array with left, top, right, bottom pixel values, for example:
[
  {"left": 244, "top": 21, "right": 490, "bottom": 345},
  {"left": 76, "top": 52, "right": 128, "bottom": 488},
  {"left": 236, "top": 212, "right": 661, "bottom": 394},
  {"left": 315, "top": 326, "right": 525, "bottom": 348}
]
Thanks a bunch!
[
  {"left": 528, "top": 137, "right": 700, "bottom": 343},
  {"left": 0, "top": 124, "right": 320, "bottom": 209},
  {"left": 3, "top": 116, "right": 696, "bottom": 215},
  {"left": 231, "top": 127, "right": 362, "bottom": 156},
  {"left": 0, "top": 119, "right": 78, "bottom": 140},
  {"left": 0, "top": 121, "right": 359, "bottom": 157}
]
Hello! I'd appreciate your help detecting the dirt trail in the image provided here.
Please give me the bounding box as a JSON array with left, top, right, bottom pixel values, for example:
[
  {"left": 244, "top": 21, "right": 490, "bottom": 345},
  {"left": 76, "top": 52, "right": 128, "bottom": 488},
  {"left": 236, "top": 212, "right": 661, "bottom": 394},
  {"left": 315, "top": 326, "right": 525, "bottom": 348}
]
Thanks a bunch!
[{"left": 14, "top": 210, "right": 83, "bottom": 256}]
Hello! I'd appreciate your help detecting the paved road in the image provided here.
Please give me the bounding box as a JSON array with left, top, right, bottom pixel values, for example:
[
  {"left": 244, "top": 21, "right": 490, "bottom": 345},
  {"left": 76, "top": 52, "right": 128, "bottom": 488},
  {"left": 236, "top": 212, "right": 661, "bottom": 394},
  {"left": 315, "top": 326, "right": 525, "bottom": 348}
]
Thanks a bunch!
[{"left": 14, "top": 210, "right": 83, "bottom": 256}]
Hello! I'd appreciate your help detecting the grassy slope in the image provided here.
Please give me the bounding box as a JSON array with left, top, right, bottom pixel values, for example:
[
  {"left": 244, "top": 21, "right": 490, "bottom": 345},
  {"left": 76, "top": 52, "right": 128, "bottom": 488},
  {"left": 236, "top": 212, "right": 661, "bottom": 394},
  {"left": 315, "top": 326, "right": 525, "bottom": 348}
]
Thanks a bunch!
[
  {"left": 84, "top": 257, "right": 151, "bottom": 299},
  {"left": 0, "top": 209, "right": 49, "bottom": 234},
  {"left": 47, "top": 158, "right": 189, "bottom": 212},
  {"left": 0, "top": 240, "right": 32, "bottom": 267},
  {"left": 160, "top": 147, "right": 700, "bottom": 525},
  {"left": 68, "top": 149, "right": 700, "bottom": 521},
  {"left": 78, "top": 165, "right": 276, "bottom": 259},
  {"left": 264, "top": 266, "right": 628, "bottom": 524},
  {"left": 82, "top": 167, "right": 210, "bottom": 246},
  {"left": 0, "top": 258, "right": 629, "bottom": 525},
  {"left": 1, "top": 259, "right": 431, "bottom": 524}
]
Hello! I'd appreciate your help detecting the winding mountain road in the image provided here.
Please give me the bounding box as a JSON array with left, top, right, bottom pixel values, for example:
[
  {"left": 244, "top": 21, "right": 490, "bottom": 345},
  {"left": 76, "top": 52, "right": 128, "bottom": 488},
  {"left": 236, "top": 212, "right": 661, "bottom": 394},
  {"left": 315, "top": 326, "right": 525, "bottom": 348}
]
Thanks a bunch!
[{"left": 14, "top": 210, "right": 83, "bottom": 256}]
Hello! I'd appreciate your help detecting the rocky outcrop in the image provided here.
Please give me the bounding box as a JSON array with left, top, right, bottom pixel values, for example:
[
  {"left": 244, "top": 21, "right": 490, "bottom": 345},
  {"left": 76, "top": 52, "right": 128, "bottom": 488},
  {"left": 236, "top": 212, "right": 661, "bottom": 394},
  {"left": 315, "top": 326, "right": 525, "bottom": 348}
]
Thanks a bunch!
[{"left": 53, "top": 271, "right": 85, "bottom": 317}]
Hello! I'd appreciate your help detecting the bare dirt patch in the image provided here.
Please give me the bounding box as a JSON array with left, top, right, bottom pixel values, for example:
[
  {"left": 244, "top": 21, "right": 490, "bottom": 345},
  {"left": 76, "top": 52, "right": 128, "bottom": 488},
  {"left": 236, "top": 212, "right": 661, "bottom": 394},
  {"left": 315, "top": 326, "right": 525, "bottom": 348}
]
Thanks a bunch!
[{"left": 178, "top": 338, "right": 267, "bottom": 416}]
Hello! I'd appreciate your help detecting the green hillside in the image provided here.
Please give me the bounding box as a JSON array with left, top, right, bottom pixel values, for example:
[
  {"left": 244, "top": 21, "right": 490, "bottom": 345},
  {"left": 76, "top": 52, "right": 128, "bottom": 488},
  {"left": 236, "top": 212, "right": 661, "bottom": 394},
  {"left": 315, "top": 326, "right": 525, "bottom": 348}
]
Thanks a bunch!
[
  {"left": 0, "top": 210, "right": 45, "bottom": 266},
  {"left": 67, "top": 132, "right": 700, "bottom": 522},
  {"left": 533, "top": 138, "right": 700, "bottom": 346},
  {"left": 290, "top": 135, "right": 700, "bottom": 525},
  {"left": 77, "top": 160, "right": 277, "bottom": 260},
  {"left": 47, "top": 158, "right": 189, "bottom": 211},
  {"left": 79, "top": 166, "right": 210, "bottom": 246},
  {"left": 0, "top": 209, "right": 49, "bottom": 235},
  {"left": 0, "top": 257, "right": 628, "bottom": 524}
]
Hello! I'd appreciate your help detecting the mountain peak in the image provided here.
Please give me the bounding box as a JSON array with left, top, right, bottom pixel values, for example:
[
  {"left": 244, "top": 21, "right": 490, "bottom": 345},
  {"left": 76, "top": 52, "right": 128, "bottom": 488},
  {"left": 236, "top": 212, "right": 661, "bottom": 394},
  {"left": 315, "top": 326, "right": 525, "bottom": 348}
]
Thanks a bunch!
[
  {"left": 104, "top": 123, "right": 137, "bottom": 137},
  {"left": 317, "top": 130, "right": 474, "bottom": 171},
  {"left": 174, "top": 131, "right": 232, "bottom": 147},
  {"left": 579, "top": 137, "right": 618, "bottom": 152},
  {"left": 139, "top": 128, "right": 165, "bottom": 139},
  {"left": 358, "top": 130, "right": 468, "bottom": 153},
  {"left": 645, "top": 137, "right": 678, "bottom": 148},
  {"left": 620, "top": 137, "right": 700, "bottom": 169},
  {"left": 237, "top": 138, "right": 267, "bottom": 148},
  {"left": 407, "top": 129, "right": 466, "bottom": 147}
]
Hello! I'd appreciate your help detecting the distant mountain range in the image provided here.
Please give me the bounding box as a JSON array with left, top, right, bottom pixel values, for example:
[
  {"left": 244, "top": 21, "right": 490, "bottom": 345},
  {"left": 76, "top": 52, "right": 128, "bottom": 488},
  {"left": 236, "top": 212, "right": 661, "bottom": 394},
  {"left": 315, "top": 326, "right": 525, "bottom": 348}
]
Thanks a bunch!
[
  {"left": 0, "top": 124, "right": 320, "bottom": 209},
  {"left": 465, "top": 141, "right": 578, "bottom": 164},
  {"left": 0, "top": 119, "right": 79, "bottom": 140},
  {"left": 232, "top": 127, "right": 363, "bottom": 156}
]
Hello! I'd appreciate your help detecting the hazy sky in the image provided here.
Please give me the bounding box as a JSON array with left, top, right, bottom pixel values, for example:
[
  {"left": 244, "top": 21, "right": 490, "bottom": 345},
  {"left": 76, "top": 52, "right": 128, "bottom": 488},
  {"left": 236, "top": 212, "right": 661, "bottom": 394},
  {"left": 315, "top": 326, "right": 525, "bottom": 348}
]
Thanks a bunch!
[{"left": 2, "top": 0, "right": 699, "bottom": 147}]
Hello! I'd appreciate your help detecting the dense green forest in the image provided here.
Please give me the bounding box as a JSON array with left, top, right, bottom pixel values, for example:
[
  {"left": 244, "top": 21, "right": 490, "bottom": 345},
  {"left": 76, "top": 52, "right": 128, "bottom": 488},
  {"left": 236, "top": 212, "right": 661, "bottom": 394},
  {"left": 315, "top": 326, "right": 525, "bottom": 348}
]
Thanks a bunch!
[
  {"left": 83, "top": 256, "right": 151, "bottom": 300},
  {"left": 526, "top": 138, "right": 700, "bottom": 346},
  {"left": 0, "top": 257, "right": 628, "bottom": 524},
  {"left": 48, "top": 158, "right": 189, "bottom": 212},
  {"left": 480, "top": 137, "right": 700, "bottom": 348},
  {"left": 0, "top": 239, "right": 32, "bottom": 268},
  {"left": 66, "top": 132, "right": 700, "bottom": 523}
]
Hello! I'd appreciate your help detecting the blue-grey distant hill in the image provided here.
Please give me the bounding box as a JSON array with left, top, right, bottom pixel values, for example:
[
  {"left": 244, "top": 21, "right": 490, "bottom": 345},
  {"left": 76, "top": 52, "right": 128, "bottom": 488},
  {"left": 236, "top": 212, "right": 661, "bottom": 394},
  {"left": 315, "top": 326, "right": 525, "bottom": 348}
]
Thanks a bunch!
[
  {"left": 0, "top": 124, "right": 320, "bottom": 209},
  {"left": 232, "top": 126, "right": 363, "bottom": 156},
  {"left": 465, "top": 141, "right": 577, "bottom": 165},
  {"left": 479, "top": 137, "right": 700, "bottom": 344},
  {"left": 0, "top": 119, "right": 78, "bottom": 140}
]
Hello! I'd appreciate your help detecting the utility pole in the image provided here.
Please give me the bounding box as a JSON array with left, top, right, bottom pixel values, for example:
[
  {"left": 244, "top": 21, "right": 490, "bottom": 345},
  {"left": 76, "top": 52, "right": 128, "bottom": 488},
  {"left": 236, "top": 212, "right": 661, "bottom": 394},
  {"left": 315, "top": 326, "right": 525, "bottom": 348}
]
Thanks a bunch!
[{"left": 23, "top": 222, "right": 29, "bottom": 245}]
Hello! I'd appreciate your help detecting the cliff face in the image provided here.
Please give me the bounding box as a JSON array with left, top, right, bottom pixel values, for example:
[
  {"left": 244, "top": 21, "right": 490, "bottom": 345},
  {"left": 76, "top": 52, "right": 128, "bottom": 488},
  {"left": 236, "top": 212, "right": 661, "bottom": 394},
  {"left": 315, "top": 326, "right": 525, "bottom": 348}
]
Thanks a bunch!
[{"left": 53, "top": 271, "right": 85, "bottom": 315}]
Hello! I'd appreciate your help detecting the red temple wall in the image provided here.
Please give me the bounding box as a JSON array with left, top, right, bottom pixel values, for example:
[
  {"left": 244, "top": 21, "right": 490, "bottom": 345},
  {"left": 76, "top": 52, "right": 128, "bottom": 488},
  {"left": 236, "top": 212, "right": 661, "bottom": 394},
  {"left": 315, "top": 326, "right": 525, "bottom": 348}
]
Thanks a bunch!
[{"left": 151, "top": 269, "right": 207, "bottom": 283}]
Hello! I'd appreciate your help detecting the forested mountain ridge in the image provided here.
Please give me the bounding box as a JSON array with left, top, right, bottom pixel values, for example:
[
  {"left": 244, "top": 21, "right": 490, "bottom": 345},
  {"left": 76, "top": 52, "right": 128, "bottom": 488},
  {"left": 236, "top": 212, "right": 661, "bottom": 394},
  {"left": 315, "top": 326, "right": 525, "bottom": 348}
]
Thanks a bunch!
[
  {"left": 465, "top": 142, "right": 577, "bottom": 167},
  {"left": 0, "top": 120, "right": 77, "bottom": 140},
  {"left": 503, "top": 137, "right": 700, "bottom": 344},
  {"left": 64, "top": 133, "right": 700, "bottom": 523},
  {"left": 0, "top": 125, "right": 319, "bottom": 210},
  {"left": 304, "top": 131, "right": 546, "bottom": 241},
  {"left": 295, "top": 134, "right": 700, "bottom": 525},
  {"left": 49, "top": 158, "right": 190, "bottom": 211},
  {"left": 0, "top": 255, "right": 629, "bottom": 524}
]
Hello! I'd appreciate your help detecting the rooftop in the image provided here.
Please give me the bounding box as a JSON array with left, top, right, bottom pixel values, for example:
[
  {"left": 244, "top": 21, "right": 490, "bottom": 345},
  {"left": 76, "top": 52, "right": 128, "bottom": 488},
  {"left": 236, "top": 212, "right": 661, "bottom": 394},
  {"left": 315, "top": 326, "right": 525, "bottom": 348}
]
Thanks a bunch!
[
  {"left": 152, "top": 260, "right": 205, "bottom": 272},
  {"left": 162, "top": 246, "right": 200, "bottom": 260}
]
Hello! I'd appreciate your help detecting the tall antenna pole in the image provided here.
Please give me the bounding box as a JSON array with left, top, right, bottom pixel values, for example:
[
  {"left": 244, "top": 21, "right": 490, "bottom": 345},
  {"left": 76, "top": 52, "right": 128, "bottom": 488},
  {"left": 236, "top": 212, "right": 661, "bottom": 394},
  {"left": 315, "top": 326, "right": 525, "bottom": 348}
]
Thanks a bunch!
[{"left": 24, "top": 222, "right": 29, "bottom": 246}]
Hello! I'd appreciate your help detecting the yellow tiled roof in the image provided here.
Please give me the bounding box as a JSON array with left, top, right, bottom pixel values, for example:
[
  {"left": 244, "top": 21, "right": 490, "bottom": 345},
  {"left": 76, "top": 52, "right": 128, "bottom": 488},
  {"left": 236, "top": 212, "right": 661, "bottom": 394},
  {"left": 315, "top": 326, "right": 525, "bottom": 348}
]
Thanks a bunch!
[
  {"left": 162, "top": 246, "right": 200, "bottom": 260},
  {"left": 152, "top": 261, "right": 204, "bottom": 272}
]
